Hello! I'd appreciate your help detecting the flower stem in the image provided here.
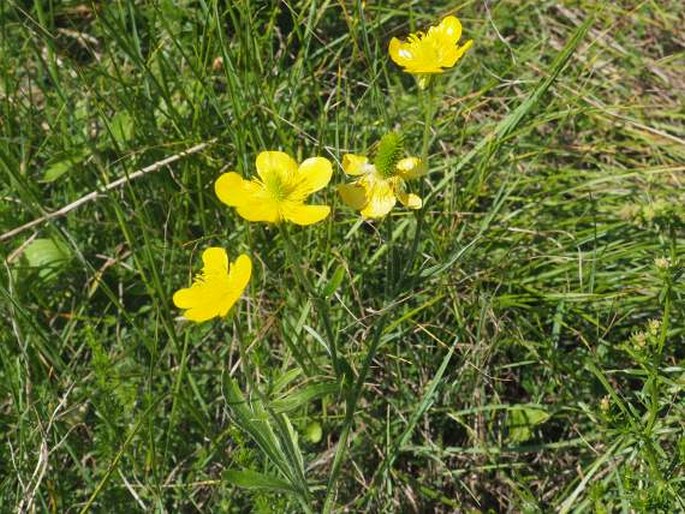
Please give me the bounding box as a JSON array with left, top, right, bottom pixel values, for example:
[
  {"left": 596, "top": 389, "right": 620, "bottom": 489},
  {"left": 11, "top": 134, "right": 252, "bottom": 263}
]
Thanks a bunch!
[
  {"left": 646, "top": 226, "right": 676, "bottom": 433},
  {"left": 326, "top": 79, "right": 441, "bottom": 511},
  {"left": 405, "top": 81, "right": 437, "bottom": 275},
  {"left": 279, "top": 224, "right": 340, "bottom": 378},
  {"left": 323, "top": 311, "right": 388, "bottom": 513}
]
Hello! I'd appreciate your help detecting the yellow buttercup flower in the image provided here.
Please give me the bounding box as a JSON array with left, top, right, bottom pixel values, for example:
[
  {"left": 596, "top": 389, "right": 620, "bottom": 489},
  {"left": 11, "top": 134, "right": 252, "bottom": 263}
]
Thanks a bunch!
[
  {"left": 338, "top": 153, "right": 425, "bottom": 219},
  {"left": 389, "top": 15, "right": 472, "bottom": 75},
  {"left": 215, "top": 151, "right": 332, "bottom": 226},
  {"left": 173, "top": 247, "right": 251, "bottom": 322}
]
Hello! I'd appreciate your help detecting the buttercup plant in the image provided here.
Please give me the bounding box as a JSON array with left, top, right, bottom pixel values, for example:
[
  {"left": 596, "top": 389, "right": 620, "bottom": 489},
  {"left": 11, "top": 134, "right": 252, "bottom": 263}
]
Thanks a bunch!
[
  {"left": 171, "top": 11, "right": 473, "bottom": 512},
  {"left": 173, "top": 247, "right": 252, "bottom": 322},
  {"left": 10, "top": 3, "right": 678, "bottom": 512},
  {"left": 215, "top": 150, "right": 333, "bottom": 225},
  {"left": 338, "top": 133, "right": 425, "bottom": 219},
  {"left": 389, "top": 15, "right": 473, "bottom": 89}
]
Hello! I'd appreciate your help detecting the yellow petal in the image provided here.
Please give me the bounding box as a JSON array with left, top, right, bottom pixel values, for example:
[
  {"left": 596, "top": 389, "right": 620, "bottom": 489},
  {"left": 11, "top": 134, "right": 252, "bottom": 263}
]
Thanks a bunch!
[
  {"left": 229, "top": 254, "right": 252, "bottom": 291},
  {"left": 173, "top": 276, "right": 228, "bottom": 322},
  {"left": 389, "top": 37, "right": 412, "bottom": 68},
  {"left": 201, "top": 247, "right": 229, "bottom": 276},
  {"left": 216, "top": 172, "right": 280, "bottom": 223},
  {"left": 236, "top": 197, "right": 280, "bottom": 223},
  {"left": 173, "top": 250, "right": 251, "bottom": 322},
  {"left": 440, "top": 39, "right": 473, "bottom": 69},
  {"left": 218, "top": 253, "right": 252, "bottom": 316},
  {"left": 172, "top": 286, "right": 199, "bottom": 310},
  {"left": 337, "top": 183, "right": 367, "bottom": 211},
  {"left": 395, "top": 157, "right": 425, "bottom": 179},
  {"left": 255, "top": 151, "right": 298, "bottom": 183},
  {"left": 295, "top": 157, "right": 333, "bottom": 195},
  {"left": 360, "top": 180, "right": 396, "bottom": 219},
  {"left": 215, "top": 172, "right": 249, "bottom": 207},
  {"left": 342, "top": 154, "right": 371, "bottom": 176},
  {"left": 397, "top": 191, "right": 423, "bottom": 209},
  {"left": 282, "top": 203, "right": 330, "bottom": 225},
  {"left": 437, "top": 16, "right": 462, "bottom": 41}
]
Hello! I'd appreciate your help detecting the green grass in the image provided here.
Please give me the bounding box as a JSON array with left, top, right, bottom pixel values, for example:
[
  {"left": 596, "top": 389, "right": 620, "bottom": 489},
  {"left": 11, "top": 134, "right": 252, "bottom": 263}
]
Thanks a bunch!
[{"left": 1, "top": 1, "right": 684, "bottom": 512}]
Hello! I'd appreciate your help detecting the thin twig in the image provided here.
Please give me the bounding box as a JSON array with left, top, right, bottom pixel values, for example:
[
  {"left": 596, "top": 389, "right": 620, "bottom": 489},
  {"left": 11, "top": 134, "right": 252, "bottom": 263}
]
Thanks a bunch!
[{"left": 1, "top": 139, "right": 216, "bottom": 243}]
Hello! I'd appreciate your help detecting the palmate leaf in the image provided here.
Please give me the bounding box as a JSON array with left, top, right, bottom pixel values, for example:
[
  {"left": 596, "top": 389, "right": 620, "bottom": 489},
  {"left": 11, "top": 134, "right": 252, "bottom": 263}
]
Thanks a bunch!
[{"left": 223, "top": 376, "right": 310, "bottom": 502}]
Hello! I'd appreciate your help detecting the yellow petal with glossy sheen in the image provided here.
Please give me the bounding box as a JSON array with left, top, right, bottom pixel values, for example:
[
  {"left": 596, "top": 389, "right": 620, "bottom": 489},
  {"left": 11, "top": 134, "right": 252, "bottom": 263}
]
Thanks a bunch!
[
  {"left": 229, "top": 254, "right": 252, "bottom": 291},
  {"left": 201, "top": 247, "right": 229, "bottom": 276},
  {"left": 397, "top": 191, "right": 423, "bottom": 209},
  {"left": 218, "top": 254, "right": 252, "bottom": 317},
  {"left": 236, "top": 197, "right": 280, "bottom": 223},
  {"left": 360, "top": 180, "right": 396, "bottom": 219},
  {"left": 256, "top": 151, "right": 298, "bottom": 183},
  {"left": 215, "top": 172, "right": 249, "bottom": 207},
  {"left": 177, "top": 285, "right": 223, "bottom": 321},
  {"left": 389, "top": 37, "right": 417, "bottom": 69},
  {"left": 173, "top": 275, "right": 229, "bottom": 322},
  {"left": 338, "top": 183, "right": 367, "bottom": 211},
  {"left": 172, "top": 286, "right": 199, "bottom": 310},
  {"left": 437, "top": 16, "right": 462, "bottom": 41},
  {"left": 395, "top": 157, "right": 425, "bottom": 179},
  {"left": 342, "top": 154, "right": 370, "bottom": 176},
  {"left": 282, "top": 203, "right": 330, "bottom": 225},
  {"left": 444, "top": 40, "right": 473, "bottom": 68},
  {"left": 295, "top": 157, "right": 333, "bottom": 195},
  {"left": 173, "top": 250, "right": 252, "bottom": 322}
]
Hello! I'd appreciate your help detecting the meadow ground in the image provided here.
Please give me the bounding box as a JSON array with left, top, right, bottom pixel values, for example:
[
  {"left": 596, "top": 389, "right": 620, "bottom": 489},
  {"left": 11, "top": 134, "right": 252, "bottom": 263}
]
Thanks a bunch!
[{"left": 1, "top": 1, "right": 684, "bottom": 512}]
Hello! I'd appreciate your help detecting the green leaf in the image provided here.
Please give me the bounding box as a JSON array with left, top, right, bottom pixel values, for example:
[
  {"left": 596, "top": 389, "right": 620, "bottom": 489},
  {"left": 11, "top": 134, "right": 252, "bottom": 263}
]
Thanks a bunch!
[
  {"left": 271, "top": 382, "right": 339, "bottom": 413},
  {"left": 223, "top": 469, "right": 297, "bottom": 494},
  {"left": 110, "top": 110, "right": 134, "bottom": 146},
  {"left": 271, "top": 368, "right": 302, "bottom": 394},
  {"left": 223, "top": 377, "right": 290, "bottom": 478},
  {"left": 22, "top": 238, "right": 71, "bottom": 278},
  {"left": 42, "top": 148, "right": 89, "bottom": 182},
  {"left": 322, "top": 265, "right": 345, "bottom": 298},
  {"left": 222, "top": 376, "right": 309, "bottom": 501},
  {"left": 506, "top": 406, "right": 551, "bottom": 443}
]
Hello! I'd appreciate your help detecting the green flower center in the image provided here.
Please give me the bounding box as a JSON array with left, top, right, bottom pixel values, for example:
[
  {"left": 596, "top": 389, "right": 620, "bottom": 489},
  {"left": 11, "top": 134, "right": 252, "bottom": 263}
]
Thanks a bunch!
[{"left": 264, "top": 173, "right": 295, "bottom": 201}]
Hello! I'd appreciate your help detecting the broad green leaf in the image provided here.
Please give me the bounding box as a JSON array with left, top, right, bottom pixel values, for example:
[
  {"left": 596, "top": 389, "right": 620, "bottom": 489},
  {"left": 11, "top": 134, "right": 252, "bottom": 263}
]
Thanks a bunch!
[
  {"left": 506, "top": 406, "right": 551, "bottom": 443},
  {"left": 22, "top": 238, "right": 71, "bottom": 278},
  {"left": 110, "top": 110, "right": 134, "bottom": 146},
  {"left": 42, "top": 148, "right": 89, "bottom": 182}
]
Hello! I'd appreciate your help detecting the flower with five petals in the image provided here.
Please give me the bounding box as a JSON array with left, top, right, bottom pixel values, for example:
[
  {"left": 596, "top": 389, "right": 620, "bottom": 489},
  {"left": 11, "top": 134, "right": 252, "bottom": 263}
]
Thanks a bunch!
[
  {"left": 338, "top": 154, "right": 425, "bottom": 219},
  {"left": 389, "top": 15, "right": 472, "bottom": 82},
  {"left": 215, "top": 151, "right": 333, "bottom": 226},
  {"left": 173, "top": 247, "right": 251, "bottom": 322}
]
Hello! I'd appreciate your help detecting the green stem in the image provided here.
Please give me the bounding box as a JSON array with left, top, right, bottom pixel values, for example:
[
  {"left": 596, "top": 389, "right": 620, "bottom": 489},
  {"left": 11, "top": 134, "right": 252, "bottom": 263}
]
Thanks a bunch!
[
  {"left": 323, "top": 312, "right": 388, "bottom": 513},
  {"left": 646, "top": 227, "right": 675, "bottom": 433},
  {"left": 405, "top": 81, "right": 437, "bottom": 275},
  {"left": 232, "top": 310, "right": 256, "bottom": 392},
  {"left": 279, "top": 224, "right": 340, "bottom": 377},
  {"left": 325, "top": 79, "right": 442, "bottom": 511}
]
